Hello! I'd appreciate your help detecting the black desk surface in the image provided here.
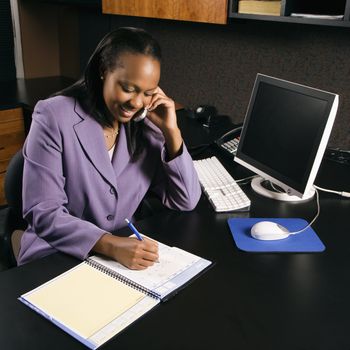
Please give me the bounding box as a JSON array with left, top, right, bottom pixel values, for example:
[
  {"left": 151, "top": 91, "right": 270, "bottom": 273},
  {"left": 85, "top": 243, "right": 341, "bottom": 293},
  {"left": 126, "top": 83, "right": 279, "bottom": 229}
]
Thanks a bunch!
[{"left": 1, "top": 113, "right": 350, "bottom": 350}]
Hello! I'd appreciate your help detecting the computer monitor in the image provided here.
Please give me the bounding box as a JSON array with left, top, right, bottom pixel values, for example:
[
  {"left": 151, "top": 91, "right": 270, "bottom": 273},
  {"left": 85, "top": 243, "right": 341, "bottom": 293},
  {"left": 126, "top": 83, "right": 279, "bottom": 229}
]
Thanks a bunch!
[{"left": 234, "top": 74, "right": 339, "bottom": 201}]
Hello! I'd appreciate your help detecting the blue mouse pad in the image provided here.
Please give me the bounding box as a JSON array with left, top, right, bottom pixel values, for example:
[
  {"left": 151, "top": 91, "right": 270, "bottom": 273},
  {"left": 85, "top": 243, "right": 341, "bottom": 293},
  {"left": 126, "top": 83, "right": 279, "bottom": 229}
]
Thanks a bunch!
[{"left": 227, "top": 218, "right": 325, "bottom": 253}]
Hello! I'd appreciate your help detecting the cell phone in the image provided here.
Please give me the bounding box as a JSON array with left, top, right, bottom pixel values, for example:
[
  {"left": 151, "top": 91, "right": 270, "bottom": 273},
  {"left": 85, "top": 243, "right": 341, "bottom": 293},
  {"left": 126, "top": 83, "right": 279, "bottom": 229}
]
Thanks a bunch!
[{"left": 133, "top": 108, "right": 148, "bottom": 122}]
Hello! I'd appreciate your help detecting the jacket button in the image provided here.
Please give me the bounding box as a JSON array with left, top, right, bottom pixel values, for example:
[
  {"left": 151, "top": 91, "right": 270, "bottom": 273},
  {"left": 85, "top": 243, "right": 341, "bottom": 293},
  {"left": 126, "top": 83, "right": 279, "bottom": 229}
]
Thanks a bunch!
[
  {"left": 107, "top": 215, "right": 114, "bottom": 221},
  {"left": 110, "top": 187, "right": 116, "bottom": 195}
]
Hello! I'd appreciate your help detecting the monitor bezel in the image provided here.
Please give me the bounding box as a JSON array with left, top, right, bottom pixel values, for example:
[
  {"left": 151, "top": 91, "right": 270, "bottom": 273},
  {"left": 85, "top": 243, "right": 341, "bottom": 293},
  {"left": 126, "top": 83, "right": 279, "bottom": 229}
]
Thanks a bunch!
[{"left": 234, "top": 73, "right": 339, "bottom": 199}]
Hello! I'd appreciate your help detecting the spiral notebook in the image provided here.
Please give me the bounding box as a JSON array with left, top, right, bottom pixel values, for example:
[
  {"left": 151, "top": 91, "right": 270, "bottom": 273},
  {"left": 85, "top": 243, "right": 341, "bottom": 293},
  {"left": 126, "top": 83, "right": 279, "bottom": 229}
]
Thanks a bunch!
[{"left": 19, "top": 241, "right": 212, "bottom": 349}]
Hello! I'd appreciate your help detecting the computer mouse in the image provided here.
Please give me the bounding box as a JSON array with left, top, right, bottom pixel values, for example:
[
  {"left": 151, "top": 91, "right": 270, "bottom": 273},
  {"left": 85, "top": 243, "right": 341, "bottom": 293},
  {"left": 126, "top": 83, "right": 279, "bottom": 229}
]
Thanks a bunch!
[{"left": 250, "top": 221, "right": 290, "bottom": 240}]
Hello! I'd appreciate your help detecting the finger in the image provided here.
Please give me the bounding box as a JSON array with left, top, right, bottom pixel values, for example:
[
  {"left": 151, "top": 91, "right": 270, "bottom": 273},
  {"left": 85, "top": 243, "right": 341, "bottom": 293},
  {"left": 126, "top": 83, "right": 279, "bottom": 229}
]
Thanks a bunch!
[
  {"left": 148, "top": 97, "right": 173, "bottom": 111},
  {"left": 154, "top": 86, "right": 166, "bottom": 96},
  {"left": 142, "top": 251, "right": 159, "bottom": 262},
  {"left": 148, "top": 87, "right": 170, "bottom": 101},
  {"left": 147, "top": 92, "right": 167, "bottom": 109},
  {"left": 131, "top": 239, "right": 158, "bottom": 259},
  {"left": 143, "top": 241, "right": 158, "bottom": 254},
  {"left": 143, "top": 237, "right": 158, "bottom": 248},
  {"left": 138, "top": 258, "right": 157, "bottom": 268},
  {"left": 128, "top": 258, "right": 155, "bottom": 270},
  {"left": 129, "top": 263, "right": 148, "bottom": 270},
  {"left": 127, "top": 254, "right": 154, "bottom": 269}
]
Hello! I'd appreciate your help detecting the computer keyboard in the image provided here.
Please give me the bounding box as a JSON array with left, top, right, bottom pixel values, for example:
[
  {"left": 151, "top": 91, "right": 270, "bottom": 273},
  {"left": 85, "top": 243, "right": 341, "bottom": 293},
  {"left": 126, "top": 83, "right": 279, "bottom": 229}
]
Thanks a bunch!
[{"left": 193, "top": 156, "right": 251, "bottom": 212}]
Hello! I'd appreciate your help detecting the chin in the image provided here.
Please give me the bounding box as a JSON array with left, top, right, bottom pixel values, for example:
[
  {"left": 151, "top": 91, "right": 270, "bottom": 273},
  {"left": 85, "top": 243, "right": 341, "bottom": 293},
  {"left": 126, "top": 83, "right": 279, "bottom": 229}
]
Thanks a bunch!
[{"left": 117, "top": 115, "right": 133, "bottom": 123}]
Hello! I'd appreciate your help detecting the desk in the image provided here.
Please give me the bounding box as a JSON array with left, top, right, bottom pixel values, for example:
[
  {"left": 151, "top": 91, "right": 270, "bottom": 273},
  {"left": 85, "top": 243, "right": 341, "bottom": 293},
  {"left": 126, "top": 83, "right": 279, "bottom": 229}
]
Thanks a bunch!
[{"left": 0, "top": 113, "right": 349, "bottom": 350}]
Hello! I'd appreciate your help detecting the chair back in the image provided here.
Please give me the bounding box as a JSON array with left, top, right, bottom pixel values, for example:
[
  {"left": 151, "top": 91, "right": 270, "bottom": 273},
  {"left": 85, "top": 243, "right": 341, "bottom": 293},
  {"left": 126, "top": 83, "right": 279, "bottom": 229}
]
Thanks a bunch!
[
  {"left": 4, "top": 150, "right": 26, "bottom": 228},
  {"left": 0, "top": 150, "right": 27, "bottom": 267}
]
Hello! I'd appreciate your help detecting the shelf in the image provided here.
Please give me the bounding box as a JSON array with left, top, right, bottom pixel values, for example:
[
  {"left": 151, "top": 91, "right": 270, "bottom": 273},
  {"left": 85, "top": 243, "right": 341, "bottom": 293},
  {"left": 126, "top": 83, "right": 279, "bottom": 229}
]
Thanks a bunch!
[
  {"left": 229, "top": 13, "right": 350, "bottom": 28},
  {"left": 229, "top": 0, "right": 350, "bottom": 28}
]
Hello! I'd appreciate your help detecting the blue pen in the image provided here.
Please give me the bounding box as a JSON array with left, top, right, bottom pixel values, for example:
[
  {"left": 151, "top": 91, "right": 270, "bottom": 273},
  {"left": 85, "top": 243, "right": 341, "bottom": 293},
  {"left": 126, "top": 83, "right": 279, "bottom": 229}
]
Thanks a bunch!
[{"left": 125, "top": 218, "right": 143, "bottom": 241}]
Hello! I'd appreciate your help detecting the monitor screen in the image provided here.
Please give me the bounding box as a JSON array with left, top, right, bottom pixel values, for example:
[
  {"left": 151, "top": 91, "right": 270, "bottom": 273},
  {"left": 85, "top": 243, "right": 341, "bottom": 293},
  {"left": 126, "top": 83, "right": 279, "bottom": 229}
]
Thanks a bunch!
[{"left": 235, "top": 74, "right": 338, "bottom": 200}]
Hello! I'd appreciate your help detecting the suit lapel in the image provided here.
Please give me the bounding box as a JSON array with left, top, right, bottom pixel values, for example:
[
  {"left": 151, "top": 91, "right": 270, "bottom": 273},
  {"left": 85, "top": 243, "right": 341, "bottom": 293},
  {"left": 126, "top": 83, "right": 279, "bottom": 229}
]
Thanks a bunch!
[{"left": 73, "top": 103, "right": 118, "bottom": 189}]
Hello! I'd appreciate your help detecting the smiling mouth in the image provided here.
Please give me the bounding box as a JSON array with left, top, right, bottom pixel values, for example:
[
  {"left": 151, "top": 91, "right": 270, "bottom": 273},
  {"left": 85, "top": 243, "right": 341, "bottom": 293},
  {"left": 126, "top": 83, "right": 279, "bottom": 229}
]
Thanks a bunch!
[{"left": 119, "top": 105, "right": 135, "bottom": 118}]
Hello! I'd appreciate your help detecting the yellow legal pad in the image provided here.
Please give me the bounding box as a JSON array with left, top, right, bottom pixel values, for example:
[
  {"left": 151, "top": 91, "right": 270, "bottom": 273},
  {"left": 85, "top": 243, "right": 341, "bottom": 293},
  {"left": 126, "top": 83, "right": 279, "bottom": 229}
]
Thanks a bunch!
[{"left": 23, "top": 263, "right": 146, "bottom": 339}]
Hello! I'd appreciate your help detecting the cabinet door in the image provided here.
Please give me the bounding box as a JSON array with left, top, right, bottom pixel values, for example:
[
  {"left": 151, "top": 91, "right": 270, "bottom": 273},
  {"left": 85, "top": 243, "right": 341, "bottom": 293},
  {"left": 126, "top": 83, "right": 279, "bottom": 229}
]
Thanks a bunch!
[
  {"left": 102, "top": 0, "right": 228, "bottom": 24},
  {"left": 0, "top": 108, "right": 25, "bottom": 205}
]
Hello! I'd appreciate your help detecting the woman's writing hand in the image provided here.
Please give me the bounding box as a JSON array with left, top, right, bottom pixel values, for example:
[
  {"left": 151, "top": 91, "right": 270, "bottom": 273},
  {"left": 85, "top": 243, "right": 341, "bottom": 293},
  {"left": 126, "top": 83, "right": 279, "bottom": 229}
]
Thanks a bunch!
[{"left": 93, "top": 234, "right": 159, "bottom": 270}]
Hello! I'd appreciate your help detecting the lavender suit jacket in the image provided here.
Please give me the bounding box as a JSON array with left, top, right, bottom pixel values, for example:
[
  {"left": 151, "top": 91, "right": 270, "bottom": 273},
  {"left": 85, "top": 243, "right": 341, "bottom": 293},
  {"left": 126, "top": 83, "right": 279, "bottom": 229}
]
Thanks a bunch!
[{"left": 17, "top": 96, "right": 201, "bottom": 265}]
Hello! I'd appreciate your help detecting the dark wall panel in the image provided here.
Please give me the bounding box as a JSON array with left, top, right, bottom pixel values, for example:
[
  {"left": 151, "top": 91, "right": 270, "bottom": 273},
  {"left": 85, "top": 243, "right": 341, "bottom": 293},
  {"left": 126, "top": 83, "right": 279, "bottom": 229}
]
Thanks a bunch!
[
  {"left": 0, "top": 0, "right": 16, "bottom": 81},
  {"left": 79, "top": 10, "right": 350, "bottom": 148}
]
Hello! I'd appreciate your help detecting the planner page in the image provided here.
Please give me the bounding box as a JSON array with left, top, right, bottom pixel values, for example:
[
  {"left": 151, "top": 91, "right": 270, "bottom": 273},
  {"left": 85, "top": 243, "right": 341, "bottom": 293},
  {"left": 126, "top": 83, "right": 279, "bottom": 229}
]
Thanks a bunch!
[
  {"left": 89, "top": 242, "right": 204, "bottom": 297},
  {"left": 21, "top": 262, "right": 149, "bottom": 339}
]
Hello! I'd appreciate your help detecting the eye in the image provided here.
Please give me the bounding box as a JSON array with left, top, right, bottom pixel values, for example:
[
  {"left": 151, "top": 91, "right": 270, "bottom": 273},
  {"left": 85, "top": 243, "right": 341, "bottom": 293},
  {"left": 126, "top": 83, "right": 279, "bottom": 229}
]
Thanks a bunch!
[
  {"left": 122, "top": 86, "right": 135, "bottom": 93},
  {"left": 120, "top": 83, "right": 135, "bottom": 93}
]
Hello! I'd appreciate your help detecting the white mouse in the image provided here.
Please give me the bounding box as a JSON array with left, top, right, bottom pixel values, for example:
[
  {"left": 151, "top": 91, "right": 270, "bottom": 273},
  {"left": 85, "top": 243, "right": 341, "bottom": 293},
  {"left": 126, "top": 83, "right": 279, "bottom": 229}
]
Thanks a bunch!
[{"left": 251, "top": 221, "right": 290, "bottom": 241}]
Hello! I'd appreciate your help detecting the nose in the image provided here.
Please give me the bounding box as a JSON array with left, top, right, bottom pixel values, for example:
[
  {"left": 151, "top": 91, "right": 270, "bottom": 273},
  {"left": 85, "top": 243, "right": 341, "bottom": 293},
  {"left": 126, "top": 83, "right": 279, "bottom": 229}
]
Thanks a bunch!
[{"left": 129, "top": 93, "right": 145, "bottom": 110}]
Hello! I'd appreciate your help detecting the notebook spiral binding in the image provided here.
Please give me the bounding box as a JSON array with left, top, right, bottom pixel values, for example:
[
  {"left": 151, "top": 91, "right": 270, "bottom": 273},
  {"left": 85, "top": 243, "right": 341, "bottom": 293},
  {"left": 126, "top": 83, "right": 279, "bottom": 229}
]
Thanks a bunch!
[{"left": 85, "top": 258, "right": 161, "bottom": 300}]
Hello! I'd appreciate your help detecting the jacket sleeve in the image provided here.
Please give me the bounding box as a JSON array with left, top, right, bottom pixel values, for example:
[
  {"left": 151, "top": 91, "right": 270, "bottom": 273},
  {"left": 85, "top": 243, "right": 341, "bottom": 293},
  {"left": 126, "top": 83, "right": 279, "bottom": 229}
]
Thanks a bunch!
[
  {"left": 149, "top": 142, "right": 202, "bottom": 211},
  {"left": 22, "top": 101, "right": 106, "bottom": 260}
]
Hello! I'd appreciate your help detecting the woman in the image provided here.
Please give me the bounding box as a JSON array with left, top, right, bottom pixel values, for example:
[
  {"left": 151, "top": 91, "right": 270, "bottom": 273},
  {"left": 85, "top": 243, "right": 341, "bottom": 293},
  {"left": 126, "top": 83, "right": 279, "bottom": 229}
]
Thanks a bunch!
[{"left": 17, "top": 27, "right": 201, "bottom": 268}]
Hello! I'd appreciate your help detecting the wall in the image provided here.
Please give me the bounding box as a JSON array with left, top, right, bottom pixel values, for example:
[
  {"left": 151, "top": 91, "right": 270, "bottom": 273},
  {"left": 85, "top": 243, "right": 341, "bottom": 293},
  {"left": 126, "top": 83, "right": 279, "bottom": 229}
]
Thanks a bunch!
[
  {"left": 0, "top": 0, "right": 16, "bottom": 81},
  {"left": 16, "top": 1, "right": 80, "bottom": 79},
  {"left": 18, "top": 1, "right": 60, "bottom": 78},
  {"left": 58, "top": 6, "right": 80, "bottom": 78},
  {"left": 79, "top": 10, "right": 350, "bottom": 149}
]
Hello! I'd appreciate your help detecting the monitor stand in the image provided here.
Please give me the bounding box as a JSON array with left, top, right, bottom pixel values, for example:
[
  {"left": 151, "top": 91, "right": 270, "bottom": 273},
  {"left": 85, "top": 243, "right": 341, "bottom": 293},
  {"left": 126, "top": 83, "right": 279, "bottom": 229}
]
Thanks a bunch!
[{"left": 251, "top": 177, "right": 315, "bottom": 202}]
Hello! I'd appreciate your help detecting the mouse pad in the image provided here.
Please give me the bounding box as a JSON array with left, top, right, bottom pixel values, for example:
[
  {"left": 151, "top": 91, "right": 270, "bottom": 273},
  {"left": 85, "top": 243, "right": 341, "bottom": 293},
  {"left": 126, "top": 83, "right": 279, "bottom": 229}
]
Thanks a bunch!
[{"left": 227, "top": 218, "right": 325, "bottom": 253}]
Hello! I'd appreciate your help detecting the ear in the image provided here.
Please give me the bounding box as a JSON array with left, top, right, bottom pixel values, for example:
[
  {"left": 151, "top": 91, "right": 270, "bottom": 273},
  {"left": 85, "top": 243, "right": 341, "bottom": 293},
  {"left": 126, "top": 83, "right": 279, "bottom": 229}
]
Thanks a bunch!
[{"left": 99, "top": 67, "right": 105, "bottom": 81}]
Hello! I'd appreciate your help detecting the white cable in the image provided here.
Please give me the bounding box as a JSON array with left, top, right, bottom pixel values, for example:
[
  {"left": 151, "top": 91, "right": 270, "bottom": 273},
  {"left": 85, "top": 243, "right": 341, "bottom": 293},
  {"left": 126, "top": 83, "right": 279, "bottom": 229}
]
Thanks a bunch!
[
  {"left": 314, "top": 185, "right": 350, "bottom": 198},
  {"left": 234, "top": 178, "right": 348, "bottom": 235},
  {"left": 235, "top": 175, "right": 258, "bottom": 185},
  {"left": 289, "top": 188, "right": 320, "bottom": 235},
  {"left": 270, "top": 182, "right": 284, "bottom": 193}
]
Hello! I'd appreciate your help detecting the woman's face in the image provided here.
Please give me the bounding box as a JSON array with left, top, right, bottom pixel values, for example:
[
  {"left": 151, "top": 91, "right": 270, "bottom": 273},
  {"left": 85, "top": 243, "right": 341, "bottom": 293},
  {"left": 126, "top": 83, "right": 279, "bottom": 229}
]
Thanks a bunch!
[{"left": 102, "top": 52, "right": 160, "bottom": 123}]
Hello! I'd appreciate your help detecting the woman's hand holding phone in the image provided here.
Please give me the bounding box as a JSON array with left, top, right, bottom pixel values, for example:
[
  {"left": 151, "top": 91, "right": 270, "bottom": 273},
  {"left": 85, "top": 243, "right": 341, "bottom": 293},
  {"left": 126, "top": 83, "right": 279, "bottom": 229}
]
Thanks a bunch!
[
  {"left": 145, "top": 87, "right": 177, "bottom": 129},
  {"left": 143, "top": 87, "right": 183, "bottom": 159},
  {"left": 132, "top": 87, "right": 176, "bottom": 127}
]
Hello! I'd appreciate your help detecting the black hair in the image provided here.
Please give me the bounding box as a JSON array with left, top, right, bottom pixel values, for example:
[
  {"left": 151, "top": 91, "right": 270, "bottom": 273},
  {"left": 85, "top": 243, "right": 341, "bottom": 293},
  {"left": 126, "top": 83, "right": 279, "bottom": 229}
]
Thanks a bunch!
[{"left": 54, "top": 27, "right": 162, "bottom": 156}]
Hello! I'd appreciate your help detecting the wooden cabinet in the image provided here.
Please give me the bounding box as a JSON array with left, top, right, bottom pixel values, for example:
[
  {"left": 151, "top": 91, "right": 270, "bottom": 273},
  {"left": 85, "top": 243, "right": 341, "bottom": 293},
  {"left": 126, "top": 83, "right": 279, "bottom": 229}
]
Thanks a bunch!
[
  {"left": 0, "top": 108, "right": 25, "bottom": 205},
  {"left": 229, "top": 0, "right": 350, "bottom": 27},
  {"left": 102, "top": 0, "right": 350, "bottom": 27},
  {"left": 102, "top": 0, "right": 229, "bottom": 24}
]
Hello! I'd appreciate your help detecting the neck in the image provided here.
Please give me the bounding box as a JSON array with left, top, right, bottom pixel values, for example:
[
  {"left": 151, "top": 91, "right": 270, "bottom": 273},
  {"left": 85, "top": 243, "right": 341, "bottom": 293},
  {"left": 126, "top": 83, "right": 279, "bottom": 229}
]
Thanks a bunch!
[{"left": 103, "top": 122, "right": 119, "bottom": 139}]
